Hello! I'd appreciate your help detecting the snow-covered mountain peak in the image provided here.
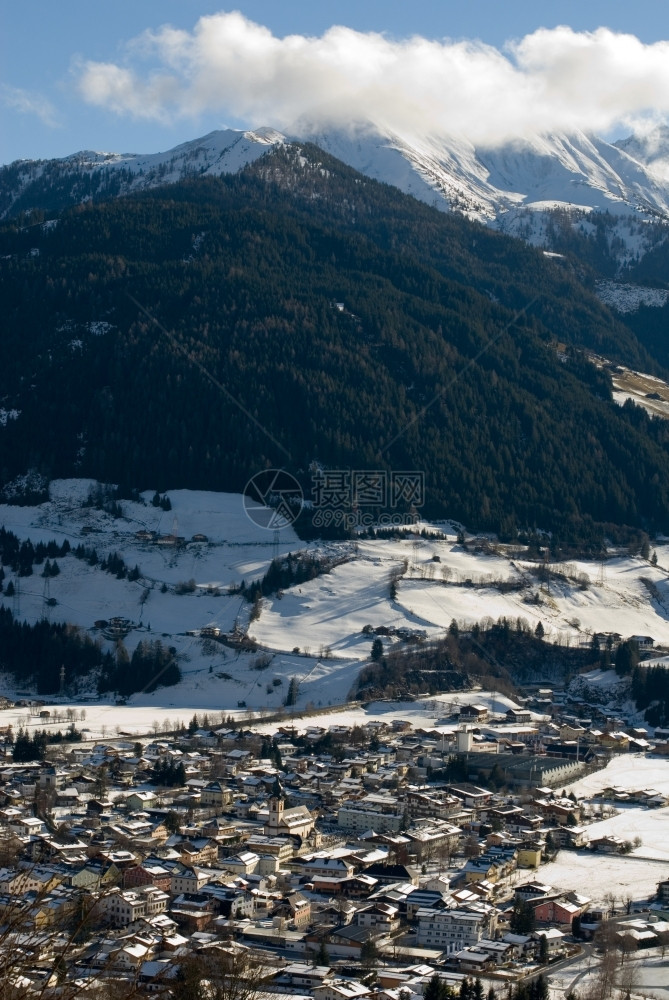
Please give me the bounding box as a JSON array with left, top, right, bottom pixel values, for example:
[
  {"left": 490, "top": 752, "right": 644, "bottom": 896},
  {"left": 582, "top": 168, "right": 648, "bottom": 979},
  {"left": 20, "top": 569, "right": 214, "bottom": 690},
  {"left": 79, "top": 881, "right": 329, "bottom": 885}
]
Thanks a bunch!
[
  {"left": 291, "top": 119, "right": 669, "bottom": 223},
  {"left": 4, "top": 119, "right": 669, "bottom": 273},
  {"left": 616, "top": 125, "right": 669, "bottom": 184},
  {"left": 0, "top": 127, "right": 288, "bottom": 221}
]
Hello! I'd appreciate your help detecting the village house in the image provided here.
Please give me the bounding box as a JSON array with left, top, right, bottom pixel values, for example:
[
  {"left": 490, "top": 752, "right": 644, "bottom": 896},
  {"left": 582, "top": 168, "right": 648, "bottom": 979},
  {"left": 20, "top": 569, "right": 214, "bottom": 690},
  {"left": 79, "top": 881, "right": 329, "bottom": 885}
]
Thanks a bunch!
[
  {"left": 301, "top": 855, "right": 356, "bottom": 880},
  {"left": 415, "top": 906, "right": 496, "bottom": 953},
  {"left": 200, "top": 781, "right": 233, "bottom": 808},
  {"left": 533, "top": 896, "right": 586, "bottom": 928},
  {"left": 171, "top": 866, "right": 218, "bottom": 895},
  {"left": 459, "top": 705, "right": 489, "bottom": 722},
  {"left": 534, "top": 927, "right": 566, "bottom": 958},
  {"left": 95, "top": 885, "right": 169, "bottom": 927}
]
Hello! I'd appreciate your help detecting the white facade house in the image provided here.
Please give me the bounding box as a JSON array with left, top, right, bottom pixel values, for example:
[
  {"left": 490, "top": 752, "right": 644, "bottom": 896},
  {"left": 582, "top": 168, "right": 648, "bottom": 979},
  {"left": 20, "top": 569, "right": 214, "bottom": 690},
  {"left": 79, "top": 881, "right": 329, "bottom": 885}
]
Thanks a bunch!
[
  {"left": 415, "top": 907, "right": 495, "bottom": 953},
  {"left": 96, "top": 885, "right": 169, "bottom": 927}
]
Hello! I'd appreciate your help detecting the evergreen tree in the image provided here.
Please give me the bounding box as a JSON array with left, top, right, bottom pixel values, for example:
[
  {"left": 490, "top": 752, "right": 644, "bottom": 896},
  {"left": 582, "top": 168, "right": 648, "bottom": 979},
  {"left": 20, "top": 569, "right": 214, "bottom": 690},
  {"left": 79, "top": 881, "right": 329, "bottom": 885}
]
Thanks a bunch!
[
  {"left": 459, "top": 979, "right": 472, "bottom": 1000},
  {"left": 371, "top": 637, "right": 384, "bottom": 661},
  {"left": 424, "top": 975, "right": 444, "bottom": 1000},
  {"left": 314, "top": 940, "right": 330, "bottom": 966},
  {"left": 360, "top": 938, "right": 379, "bottom": 969},
  {"left": 510, "top": 899, "right": 536, "bottom": 934},
  {"left": 284, "top": 677, "right": 299, "bottom": 707},
  {"left": 615, "top": 639, "right": 639, "bottom": 677},
  {"left": 538, "top": 933, "right": 548, "bottom": 964},
  {"left": 165, "top": 810, "right": 182, "bottom": 833},
  {"left": 533, "top": 975, "right": 548, "bottom": 1000}
]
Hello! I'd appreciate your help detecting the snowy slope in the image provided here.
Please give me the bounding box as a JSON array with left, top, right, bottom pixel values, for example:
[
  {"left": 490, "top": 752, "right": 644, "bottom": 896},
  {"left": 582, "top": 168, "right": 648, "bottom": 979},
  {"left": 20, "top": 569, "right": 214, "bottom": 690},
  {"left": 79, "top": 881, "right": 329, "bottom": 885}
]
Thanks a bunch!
[
  {"left": 4, "top": 482, "right": 669, "bottom": 713},
  {"left": 616, "top": 125, "right": 669, "bottom": 186},
  {"left": 5, "top": 121, "right": 669, "bottom": 259},
  {"left": 296, "top": 121, "right": 669, "bottom": 222},
  {"left": 0, "top": 128, "right": 286, "bottom": 219},
  {"left": 84, "top": 127, "right": 286, "bottom": 184},
  {"left": 294, "top": 121, "right": 669, "bottom": 273},
  {"left": 536, "top": 754, "right": 669, "bottom": 902},
  {"left": 480, "top": 131, "right": 669, "bottom": 217}
]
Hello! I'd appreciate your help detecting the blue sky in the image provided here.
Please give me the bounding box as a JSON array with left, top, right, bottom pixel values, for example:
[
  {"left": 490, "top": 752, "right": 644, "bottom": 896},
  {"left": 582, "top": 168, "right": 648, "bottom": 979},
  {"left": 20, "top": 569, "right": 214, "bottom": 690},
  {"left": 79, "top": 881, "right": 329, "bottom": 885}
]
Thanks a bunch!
[{"left": 2, "top": 1, "right": 669, "bottom": 164}]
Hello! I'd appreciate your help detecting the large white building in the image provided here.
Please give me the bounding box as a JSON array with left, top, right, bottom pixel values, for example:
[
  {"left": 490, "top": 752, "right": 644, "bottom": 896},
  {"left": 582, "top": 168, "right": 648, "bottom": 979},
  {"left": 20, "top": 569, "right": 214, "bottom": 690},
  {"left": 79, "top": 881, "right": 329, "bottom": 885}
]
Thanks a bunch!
[
  {"left": 337, "top": 805, "right": 404, "bottom": 834},
  {"left": 95, "top": 885, "right": 169, "bottom": 927},
  {"left": 337, "top": 793, "right": 405, "bottom": 834},
  {"left": 415, "top": 906, "right": 496, "bottom": 953}
]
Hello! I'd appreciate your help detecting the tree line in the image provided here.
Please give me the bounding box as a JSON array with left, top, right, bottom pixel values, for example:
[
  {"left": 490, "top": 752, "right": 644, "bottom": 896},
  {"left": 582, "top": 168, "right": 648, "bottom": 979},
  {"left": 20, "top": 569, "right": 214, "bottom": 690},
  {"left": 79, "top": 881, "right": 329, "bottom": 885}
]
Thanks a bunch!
[
  {"left": 358, "top": 615, "right": 597, "bottom": 699},
  {"left": 0, "top": 606, "right": 179, "bottom": 697}
]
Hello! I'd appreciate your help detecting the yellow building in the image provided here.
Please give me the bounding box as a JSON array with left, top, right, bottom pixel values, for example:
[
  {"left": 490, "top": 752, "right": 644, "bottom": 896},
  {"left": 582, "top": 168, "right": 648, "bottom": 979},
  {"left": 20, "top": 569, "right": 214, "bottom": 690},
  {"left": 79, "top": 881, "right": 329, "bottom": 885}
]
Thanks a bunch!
[{"left": 517, "top": 845, "right": 542, "bottom": 869}]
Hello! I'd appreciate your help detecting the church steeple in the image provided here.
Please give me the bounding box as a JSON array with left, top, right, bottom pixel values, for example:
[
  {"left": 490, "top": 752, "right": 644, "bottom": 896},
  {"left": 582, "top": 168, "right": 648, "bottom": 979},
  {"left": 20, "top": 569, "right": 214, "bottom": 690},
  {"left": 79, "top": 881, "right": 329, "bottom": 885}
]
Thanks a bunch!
[
  {"left": 267, "top": 776, "right": 285, "bottom": 835},
  {"left": 271, "top": 775, "right": 285, "bottom": 801}
]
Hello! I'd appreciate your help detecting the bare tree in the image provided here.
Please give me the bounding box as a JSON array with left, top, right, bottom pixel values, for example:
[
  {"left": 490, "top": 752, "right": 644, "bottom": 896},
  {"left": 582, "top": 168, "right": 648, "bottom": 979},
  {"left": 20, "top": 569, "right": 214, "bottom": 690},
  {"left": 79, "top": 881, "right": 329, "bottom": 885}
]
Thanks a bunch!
[
  {"left": 0, "top": 866, "right": 143, "bottom": 1000},
  {"left": 658, "top": 928, "right": 669, "bottom": 959},
  {"left": 436, "top": 839, "right": 452, "bottom": 871},
  {"left": 618, "top": 933, "right": 636, "bottom": 966},
  {"left": 464, "top": 835, "right": 481, "bottom": 858},
  {"left": 617, "top": 949, "right": 640, "bottom": 999},
  {"left": 583, "top": 947, "right": 617, "bottom": 1000},
  {"left": 171, "top": 946, "right": 275, "bottom": 1000},
  {"left": 585, "top": 920, "right": 620, "bottom": 1000}
]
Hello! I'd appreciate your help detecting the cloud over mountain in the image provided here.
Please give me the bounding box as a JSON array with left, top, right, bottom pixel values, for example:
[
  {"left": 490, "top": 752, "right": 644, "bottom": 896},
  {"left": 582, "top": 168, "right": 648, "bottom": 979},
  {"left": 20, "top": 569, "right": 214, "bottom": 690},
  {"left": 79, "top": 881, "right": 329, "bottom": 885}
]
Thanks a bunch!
[{"left": 76, "top": 12, "right": 669, "bottom": 145}]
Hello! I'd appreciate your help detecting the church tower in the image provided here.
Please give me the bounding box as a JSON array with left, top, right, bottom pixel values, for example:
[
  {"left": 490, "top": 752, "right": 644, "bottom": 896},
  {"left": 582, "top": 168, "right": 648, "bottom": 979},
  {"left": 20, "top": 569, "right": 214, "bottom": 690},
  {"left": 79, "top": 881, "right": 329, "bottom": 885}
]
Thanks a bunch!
[{"left": 267, "top": 776, "right": 285, "bottom": 835}]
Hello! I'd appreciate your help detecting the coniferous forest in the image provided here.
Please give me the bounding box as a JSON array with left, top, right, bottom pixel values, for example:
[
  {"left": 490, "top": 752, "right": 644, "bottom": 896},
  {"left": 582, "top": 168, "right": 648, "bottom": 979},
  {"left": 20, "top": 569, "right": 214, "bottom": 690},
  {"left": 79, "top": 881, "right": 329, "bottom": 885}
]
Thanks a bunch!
[
  {"left": 0, "top": 605, "right": 180, "bottom": 696},
  {"left": 1, "top": 144, "right": 669, "bottom": 549}
]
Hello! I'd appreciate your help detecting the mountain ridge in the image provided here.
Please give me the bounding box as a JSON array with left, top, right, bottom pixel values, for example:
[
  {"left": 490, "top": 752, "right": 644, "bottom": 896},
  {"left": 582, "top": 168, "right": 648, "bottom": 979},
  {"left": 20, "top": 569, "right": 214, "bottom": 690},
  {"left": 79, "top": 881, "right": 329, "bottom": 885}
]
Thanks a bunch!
[{"left": 3, "top": 121, "right": 669, "bottom": 277}]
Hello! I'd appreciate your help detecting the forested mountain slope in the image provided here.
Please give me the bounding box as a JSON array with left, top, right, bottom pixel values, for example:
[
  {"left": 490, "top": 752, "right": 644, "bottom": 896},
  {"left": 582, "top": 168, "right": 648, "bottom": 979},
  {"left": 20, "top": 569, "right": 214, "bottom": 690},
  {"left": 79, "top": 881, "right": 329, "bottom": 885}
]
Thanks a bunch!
[{"left": 2, "top": 144, "right": 669, "bottom": 550}]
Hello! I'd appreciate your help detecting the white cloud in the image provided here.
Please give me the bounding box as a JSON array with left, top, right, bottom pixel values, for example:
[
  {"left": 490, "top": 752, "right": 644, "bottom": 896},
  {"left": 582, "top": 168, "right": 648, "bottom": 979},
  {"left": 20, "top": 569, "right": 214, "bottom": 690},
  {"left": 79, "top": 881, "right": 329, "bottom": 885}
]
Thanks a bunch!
[
  {"left": 1, "top": 85, "right": 60, "bottom": 128},
  {"left": 75, "top": 12, "right": 669, "bottom": 144}
]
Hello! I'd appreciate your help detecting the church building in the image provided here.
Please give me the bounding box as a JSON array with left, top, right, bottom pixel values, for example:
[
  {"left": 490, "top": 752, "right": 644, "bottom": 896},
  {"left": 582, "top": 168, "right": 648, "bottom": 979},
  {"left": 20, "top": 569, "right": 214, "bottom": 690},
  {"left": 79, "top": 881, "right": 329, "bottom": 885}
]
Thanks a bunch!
[{"left": 264, "top": 778, "right": 316, "bottom": 840}]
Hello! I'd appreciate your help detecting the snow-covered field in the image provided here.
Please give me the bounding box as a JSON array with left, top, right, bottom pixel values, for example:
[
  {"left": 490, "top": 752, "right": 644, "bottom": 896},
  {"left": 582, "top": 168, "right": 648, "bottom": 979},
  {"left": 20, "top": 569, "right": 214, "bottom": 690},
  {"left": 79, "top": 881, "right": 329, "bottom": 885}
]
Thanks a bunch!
[
  {"left": 0, "top": 691, "right": 523, "bottom": 743},
  {"left": 539, "top": 850, "right": 665, "bottom": 905},
  {"left": 549, "top": 950, "right": 669, "bottom": 1000},
  {"left": 567, "top": 754, "right": 669, "bottom": 800},
  {"left": 531, "top": 755, "right": 669, "bottom": 904},
  {"left": 2, "top": 480, "right": 669, "bottom": 711}
]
